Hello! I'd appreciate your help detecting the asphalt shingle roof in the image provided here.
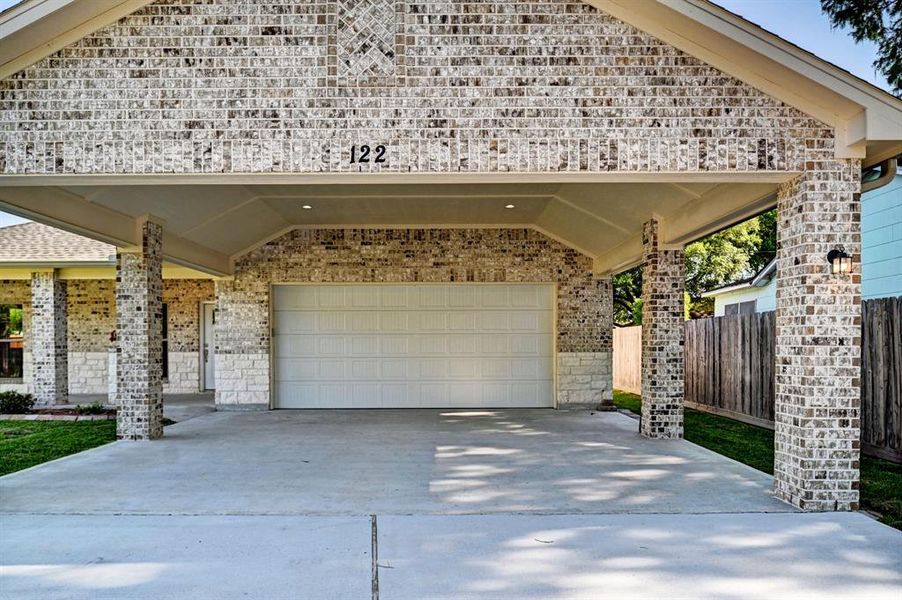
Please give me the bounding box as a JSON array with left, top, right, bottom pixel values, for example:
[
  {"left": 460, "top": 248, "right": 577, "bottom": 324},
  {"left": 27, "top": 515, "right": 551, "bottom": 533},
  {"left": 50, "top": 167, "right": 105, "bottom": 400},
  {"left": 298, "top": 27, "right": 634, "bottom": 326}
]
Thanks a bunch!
[{"left": 0, "top": 222, "right": 115, "bottom": 263}]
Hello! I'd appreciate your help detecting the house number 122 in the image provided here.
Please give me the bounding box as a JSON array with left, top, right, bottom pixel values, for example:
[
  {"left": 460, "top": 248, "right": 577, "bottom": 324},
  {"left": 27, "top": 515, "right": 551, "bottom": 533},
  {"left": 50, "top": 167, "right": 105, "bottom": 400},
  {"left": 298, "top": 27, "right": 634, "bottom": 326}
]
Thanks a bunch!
[{"left": 349, "top": 144, "right": 387, "bottom": 164}]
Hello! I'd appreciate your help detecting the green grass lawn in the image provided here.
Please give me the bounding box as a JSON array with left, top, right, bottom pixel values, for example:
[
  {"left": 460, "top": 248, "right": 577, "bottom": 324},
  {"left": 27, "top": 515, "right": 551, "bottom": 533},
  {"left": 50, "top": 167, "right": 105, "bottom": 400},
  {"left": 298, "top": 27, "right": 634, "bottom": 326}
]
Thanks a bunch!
[
  {"left": 0, "top": 420, "right": 117, "bottom": 476},
  {"left": 612, "top": 390, "right": 902, "bottom": 529}
]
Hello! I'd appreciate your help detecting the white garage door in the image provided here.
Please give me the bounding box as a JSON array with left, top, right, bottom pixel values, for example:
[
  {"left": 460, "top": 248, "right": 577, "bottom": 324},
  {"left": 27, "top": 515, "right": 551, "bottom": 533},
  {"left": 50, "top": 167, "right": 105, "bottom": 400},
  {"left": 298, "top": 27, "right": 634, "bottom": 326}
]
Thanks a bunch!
[{"left": 273, "top": 284, "right": 555, "bottom": 408}]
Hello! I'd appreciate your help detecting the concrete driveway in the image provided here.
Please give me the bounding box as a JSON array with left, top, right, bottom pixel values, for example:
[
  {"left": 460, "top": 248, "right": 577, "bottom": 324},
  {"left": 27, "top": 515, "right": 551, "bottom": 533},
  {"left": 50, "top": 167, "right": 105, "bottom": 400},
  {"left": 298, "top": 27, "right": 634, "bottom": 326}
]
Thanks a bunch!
[{"left": 2, "top": 409, "right": 900, "bottom": 599}]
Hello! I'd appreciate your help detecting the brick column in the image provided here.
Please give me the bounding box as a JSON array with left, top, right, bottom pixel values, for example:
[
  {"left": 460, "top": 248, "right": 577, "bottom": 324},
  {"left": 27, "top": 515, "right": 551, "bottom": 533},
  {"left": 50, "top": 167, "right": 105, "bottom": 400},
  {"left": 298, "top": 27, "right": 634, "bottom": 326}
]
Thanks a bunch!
[
  {"left": 596, "top": 275, "right": 615, "bottom": 411},
  {"left": 30, "top": 270, "right": 67, "bottom": 406},
  {"left": 116, "top": 219, "right": 164, "bottom": 440},
  {"left": 774, "top": 160, "right": 861, "bottom": 511},
  {"left": 640, "top": 219, "right": 685, "bottom": 439}
]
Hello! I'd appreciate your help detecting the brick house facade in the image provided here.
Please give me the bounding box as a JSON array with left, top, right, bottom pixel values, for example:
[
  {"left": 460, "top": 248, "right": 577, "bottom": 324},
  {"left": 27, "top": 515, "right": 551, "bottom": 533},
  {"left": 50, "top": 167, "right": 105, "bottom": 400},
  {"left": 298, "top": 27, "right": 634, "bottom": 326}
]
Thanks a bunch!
[{"left": 1, "top": 0, "right": 900, "bottom": 512}]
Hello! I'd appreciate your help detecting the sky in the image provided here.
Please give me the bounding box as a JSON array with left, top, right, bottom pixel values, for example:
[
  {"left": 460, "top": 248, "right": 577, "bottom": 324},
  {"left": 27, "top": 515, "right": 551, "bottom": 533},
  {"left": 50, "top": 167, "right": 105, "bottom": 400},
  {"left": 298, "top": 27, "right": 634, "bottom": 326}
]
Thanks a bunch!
[{"left": 0, "top": 0, "right": 891, "bottom": 229}]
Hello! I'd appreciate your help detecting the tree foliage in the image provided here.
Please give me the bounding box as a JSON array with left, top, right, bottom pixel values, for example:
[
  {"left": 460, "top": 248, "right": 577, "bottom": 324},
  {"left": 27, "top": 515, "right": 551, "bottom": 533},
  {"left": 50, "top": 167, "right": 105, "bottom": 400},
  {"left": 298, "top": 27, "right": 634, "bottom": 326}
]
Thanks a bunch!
[
  {"left": 612, "top": 210, "right": 777, "bottom": 324},
  {"left": 820, "top": 0, "right": 902, "bottom": 95},
  {"left": 613, "top": 266, "right": 643, "bottom": 327}
]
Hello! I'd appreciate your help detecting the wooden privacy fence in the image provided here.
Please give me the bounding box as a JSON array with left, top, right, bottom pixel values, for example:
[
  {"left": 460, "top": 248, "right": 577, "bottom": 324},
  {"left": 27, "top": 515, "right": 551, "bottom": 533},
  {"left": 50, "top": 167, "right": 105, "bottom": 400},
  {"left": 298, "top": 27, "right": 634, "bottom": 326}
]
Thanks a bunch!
[
  {"left": 613, "top": 326, "right": 642, "bottom": 394},
  {"left": 861, "top": 297, "right": 902, "bottom": 462},
  {"left": 684, "top": 312, "right": 775, "bottom": 428},
  {"left": 612, "top": 299, "right": 902, "bottom": 463}
]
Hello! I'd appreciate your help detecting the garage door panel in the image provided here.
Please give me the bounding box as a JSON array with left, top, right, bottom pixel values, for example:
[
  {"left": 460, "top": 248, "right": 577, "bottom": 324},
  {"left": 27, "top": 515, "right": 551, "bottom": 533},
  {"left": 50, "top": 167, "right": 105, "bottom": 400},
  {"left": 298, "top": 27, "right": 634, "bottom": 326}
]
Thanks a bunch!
[
  {"left": 416, "top": 311, "right": 447, "bottom": 331},
  {"left": 273, "top": 311, "right": 318, "bottom": 333},
  {"left": 351, "top": 287, "right": 379, "bottom": 307},
  {"left": 380, "top": 312, "right": 410, "bottom": 331},
  {"left": 381, "top": 287, "right": 409, "bottom": 308},
  {"left": 351, "top": 336, "right": 379, "bottom": 354},
  {"left": 382, "top": 359, "right": 409, "bottom": 379},
  {"left": 351, "top": 359, "right": 379, "bottom": 379},
  {"left": 381, "top": 337, "right": 410, "bottom": 355},
  {"left": 476, "top": 312, "right": 509, "bottom": 331},
  {"left": 418, "top": 336, "right": 447, "bottom": 354},
  {"left": 447, "top": 312, "right": 477, "bottom": 330},
  {"left": 447, "top": 335, "right": 478, "bottom": 354},
  {"left": 274, "top": 284, "right": 554, "bottom": 408},
  {"left": 479, "top": 335, "right": 509, "bottom": 354},
  {"left": 447, "top": 358, "right": 480, "bottom": 379},
  {"left": 449, "top": 286, "right": 478, "bottom": 307},
  {"left": 353, "top": 383, "right": 380, "bottom": 407},
  {"left": 350, "top": 312, "right": 379, "bottom": 331},
  {"left": 480, "top": 359, "right": 511, "bottom": 378},
  {"left": 318, "top": 337, "right": 346, "bottom": 355},
  {"left": 418, "top": 287, "right": 447, "bottom": 308},
  {"left": 510, "top": 336, "right": 540, "bottom": 355},
  {"left": 275, "top": 358, "right": 318, "bottom": 380},
  {"left": 419, "top": 359, "right": 448, "bottom": 379},
  {"left": 317, "top": 312, "right": 347, "bottom": 332},
  {"left": 274, "top": 335, "right": 316, "bottom": 356}
]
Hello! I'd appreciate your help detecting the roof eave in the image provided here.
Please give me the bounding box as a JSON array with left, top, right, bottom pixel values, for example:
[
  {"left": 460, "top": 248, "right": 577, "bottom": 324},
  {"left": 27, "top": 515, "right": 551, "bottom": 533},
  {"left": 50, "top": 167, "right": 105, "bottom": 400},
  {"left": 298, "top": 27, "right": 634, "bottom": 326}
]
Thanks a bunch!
[{"left": 0, "top": 0, "right": 155, "bottom": 80}]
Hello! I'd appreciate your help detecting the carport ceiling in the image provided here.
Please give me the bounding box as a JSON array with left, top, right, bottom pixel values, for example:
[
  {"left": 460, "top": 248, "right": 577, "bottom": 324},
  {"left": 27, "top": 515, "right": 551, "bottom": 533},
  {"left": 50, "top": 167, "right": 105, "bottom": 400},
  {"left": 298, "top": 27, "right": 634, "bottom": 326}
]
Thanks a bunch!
[{"left": 0, "top": 179, "right": 780, "bottom": 275}]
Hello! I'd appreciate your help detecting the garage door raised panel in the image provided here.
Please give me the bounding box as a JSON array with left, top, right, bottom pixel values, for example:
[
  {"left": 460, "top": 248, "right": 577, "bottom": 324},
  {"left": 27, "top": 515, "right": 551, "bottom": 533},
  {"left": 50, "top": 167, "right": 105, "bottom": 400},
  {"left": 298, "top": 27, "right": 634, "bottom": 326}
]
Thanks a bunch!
[{"left": 273, "top": 284, "right": 555, "bottom": 408}]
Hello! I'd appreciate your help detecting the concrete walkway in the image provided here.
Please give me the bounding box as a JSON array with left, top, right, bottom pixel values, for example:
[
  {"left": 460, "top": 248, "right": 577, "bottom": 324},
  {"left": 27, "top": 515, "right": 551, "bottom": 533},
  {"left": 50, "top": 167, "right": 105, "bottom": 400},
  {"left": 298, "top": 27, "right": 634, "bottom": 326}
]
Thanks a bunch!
[
  {"left": 1, "top": 409, "right": 900, "bottom": 599},
  {"left": 66, "top": 392, "right": 216, "bottom": 423}
]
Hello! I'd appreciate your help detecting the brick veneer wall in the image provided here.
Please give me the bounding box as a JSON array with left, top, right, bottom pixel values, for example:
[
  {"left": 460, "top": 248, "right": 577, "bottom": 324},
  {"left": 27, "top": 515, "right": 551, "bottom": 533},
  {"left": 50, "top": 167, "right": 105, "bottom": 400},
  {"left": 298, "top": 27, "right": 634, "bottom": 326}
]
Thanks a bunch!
[
  {"left": 0, "top": 0, "right": 832, "bottom": 175},
  {"left": 216, "top": 227, "right": 613, "bottom": 407},
  {"left": 0, "top": 278, "right": 212, "bottom": 395},
  {"left": 773, "top": 158, "right": 862, "bottom": 511},
  {"left": 164, "top": 280, "right": 214, "bottom": 352},
  {"left": 67, "top": 280, "right": 115, "bottom": 351},
  {"left": 639, "top": 219, "right": 685, "bottom": 439}
]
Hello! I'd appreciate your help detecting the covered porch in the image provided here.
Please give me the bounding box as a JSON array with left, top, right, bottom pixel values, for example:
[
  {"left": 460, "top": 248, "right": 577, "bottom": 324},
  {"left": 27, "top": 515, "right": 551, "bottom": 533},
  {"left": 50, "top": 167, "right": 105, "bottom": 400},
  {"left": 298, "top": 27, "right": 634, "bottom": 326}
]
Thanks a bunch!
[{"left": 0, "top": 169, "right": 862, "bottom": 511}]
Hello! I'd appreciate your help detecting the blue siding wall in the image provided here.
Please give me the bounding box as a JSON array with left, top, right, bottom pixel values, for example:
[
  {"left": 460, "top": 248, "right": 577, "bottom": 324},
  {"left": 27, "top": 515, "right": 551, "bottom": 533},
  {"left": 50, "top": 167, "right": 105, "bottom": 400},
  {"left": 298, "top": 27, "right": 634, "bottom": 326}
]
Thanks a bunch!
[{"left": 862, "top": 174, "right": 902, "bottom": 300}]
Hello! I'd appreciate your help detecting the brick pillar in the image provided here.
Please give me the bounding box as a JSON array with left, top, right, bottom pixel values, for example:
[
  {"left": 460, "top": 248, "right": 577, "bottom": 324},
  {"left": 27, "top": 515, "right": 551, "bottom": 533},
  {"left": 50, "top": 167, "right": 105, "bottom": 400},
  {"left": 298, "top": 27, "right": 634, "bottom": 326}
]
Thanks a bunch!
[
  {"left": 773, "top": 160, "right": 861, "bottom": 511},
  {"left": 30, "top": 270, "right": 67, "bottom": 406},
  {"left": 116, "top": 219, "right": 164, "bottom": 440},
  {"left": 596, "top": 275, "right": 615, "bottom": 411},
  {"left": 639, "top": 219, "right": 685, "bottom": 439}
]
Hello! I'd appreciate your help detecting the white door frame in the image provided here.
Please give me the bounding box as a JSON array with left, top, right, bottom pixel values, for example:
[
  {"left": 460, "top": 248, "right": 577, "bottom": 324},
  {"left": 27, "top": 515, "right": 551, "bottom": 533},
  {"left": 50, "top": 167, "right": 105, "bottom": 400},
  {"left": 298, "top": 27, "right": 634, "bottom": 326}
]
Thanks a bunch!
[{"left": 200, "top": 301, "right": 216, "bottom": 391}]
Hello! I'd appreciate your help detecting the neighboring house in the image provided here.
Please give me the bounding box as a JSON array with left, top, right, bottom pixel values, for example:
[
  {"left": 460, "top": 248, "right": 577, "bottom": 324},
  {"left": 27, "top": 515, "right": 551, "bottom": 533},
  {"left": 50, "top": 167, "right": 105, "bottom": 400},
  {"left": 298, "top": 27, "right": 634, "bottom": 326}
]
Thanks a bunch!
[
  {"left": 703, "top": 259, "right": 777, "bottom": 317},
  {"left": 0, "top": 222, "right": 215, "bottom": 396},
  {"left": 862, "top": 173, "right": 902, "bottom": 300},
  {"left": 705, "top": 173, "right": 902, "bottom": 315},
  {"left": 1, "top": 0, "right": 901, "bottom": 509}
]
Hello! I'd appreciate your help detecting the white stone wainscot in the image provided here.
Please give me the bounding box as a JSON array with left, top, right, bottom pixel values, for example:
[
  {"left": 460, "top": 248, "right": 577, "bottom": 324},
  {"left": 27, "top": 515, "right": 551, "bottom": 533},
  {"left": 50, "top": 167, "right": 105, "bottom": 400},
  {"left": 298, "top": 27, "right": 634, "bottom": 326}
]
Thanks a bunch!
[
  {"left": 215, "top": 353, "right": 270, "bottom": 410},
  {"left": 68, "top": 352, "right": 109, "bottom": 394},
  {"left": 163, "top": 352, "right": 201, "bottom": 394},
  {"left": 557, "top": 352, "right": 613, "bottom": 406}
]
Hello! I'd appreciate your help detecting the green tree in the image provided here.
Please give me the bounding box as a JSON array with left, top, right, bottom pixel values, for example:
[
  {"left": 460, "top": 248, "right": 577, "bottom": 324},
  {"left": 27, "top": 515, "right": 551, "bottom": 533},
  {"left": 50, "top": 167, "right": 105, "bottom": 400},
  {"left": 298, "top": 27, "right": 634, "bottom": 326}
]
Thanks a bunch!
[
  {"left": 820, "top": 0, "right": 902, "bottom": 95},
  {"left": 612, "top": 210, "right": 777, "bottom": 322},
  {"left": 684, "top": 218, "right": 763, "bottom": 301},
  {"left": 613, "top": 266, "right": 642, "bottom": 326},
  {"left": 749, "top": 209, "right": 777, "bottom": 273}
]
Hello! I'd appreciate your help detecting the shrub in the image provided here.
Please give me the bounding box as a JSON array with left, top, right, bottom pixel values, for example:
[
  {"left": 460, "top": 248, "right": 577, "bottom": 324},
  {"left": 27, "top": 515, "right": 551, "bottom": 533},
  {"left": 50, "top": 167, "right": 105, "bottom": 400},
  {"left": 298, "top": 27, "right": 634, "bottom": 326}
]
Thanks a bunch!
[
  {"left": 74, "top": 401, "right": 107, "bottom": 415},
  {"left": 0, "top": 391, "right": 36, "bottom": 414}
]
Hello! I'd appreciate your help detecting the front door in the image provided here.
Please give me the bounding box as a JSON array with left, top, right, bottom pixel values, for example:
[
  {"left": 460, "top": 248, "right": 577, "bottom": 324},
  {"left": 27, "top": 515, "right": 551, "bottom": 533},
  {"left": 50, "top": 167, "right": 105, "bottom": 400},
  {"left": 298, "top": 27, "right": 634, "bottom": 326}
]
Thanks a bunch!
[{"left": 203, "top": 303, "right": 216, "bottom": 390}]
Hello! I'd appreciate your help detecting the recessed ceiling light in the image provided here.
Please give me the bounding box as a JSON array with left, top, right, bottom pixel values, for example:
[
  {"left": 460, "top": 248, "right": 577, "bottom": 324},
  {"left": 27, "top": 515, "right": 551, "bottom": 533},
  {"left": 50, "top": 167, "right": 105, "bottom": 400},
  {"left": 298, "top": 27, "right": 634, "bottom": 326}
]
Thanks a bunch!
[
  {"left": 504, "top": 204, "right": 515, "bottom": 209},
  {"left": 302, "top": 204, "right": 312, "bottom": 210}
]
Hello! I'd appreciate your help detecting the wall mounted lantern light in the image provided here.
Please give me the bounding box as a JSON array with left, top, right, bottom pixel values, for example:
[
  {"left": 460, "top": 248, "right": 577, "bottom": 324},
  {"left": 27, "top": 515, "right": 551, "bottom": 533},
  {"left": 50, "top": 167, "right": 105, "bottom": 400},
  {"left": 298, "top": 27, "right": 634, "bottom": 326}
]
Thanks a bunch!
[{"left": 827, "top": 245, "right": 852, "bottom": 275}]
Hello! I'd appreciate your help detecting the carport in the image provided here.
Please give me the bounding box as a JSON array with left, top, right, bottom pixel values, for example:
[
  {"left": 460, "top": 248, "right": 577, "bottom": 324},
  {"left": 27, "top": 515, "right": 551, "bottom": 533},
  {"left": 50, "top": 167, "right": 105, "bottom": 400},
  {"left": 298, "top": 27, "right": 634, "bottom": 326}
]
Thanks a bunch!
[{"left": 2, "top": 0, "right": 902, "bottom": 517}]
